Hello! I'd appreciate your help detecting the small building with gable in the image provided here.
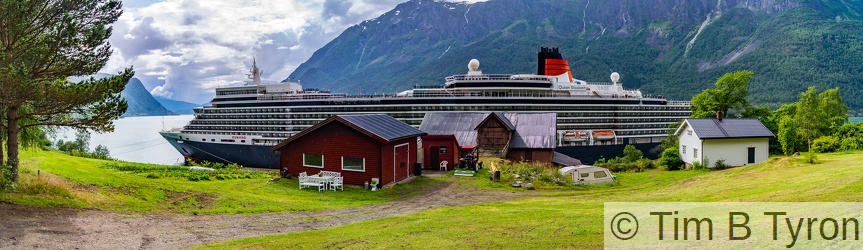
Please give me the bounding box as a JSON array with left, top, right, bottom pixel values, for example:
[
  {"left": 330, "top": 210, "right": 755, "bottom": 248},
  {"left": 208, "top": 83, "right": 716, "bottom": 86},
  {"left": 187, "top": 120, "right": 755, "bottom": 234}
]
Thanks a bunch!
[
  {"left": 270, "top": 114, "right": 426, "bottom": 186},
  {"left": 419, "top": 112, "right": 557, "bottom": 168},
  {"left": 675, "top": 118, "right": 774, "bottom": 168}
]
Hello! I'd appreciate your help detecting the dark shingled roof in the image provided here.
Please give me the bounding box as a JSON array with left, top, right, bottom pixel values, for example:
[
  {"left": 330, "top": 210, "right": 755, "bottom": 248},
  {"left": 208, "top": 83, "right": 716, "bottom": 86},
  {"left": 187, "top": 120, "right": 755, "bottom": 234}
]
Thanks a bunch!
[
  {"left": 339, "top": 114, "right": 426, "bottom": 141},
  {"left": 503, "top": 113, "right": 557, "bottom": 149},
  {"left": 680, "top": 118, "right": 775, "bottom": 139},
  {"left": 271, "top": 114, "right": 425, "bottom": 151},
  {"left": 420, "top": 112, "right": 556, "bottom": 149}
]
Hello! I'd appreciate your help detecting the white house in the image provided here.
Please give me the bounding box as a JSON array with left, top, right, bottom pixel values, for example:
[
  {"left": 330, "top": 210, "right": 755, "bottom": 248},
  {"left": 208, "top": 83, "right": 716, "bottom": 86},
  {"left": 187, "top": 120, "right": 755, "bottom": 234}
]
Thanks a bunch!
[{"left": 675, "top": 118, "right": 774, "bottom": 168}]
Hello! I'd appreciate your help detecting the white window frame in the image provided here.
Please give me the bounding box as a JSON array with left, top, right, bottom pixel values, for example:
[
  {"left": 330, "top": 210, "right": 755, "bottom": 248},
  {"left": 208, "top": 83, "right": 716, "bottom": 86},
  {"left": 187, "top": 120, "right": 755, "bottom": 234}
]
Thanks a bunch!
[
  {"left": 303, "top": 153, "right": 324, "bottom": 168},
  {"left": 682, "top": 144, "right": 687, "bottom": 153},
  {"left": 693, "top": 148, "right": 698, "bottom": 158},
  {"left": 341, "top": 156, "right": 366, "bottom": 172}
]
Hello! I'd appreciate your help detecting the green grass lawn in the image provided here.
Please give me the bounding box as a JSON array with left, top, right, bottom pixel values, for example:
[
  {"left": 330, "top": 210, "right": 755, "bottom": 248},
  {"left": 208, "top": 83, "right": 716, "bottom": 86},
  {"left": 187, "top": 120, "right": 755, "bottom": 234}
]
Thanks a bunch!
[
  {"left": 204, "top": 151, "right": 863, "bottom": 249},
  {"left": 1, "top": 149, "right": 436, "bottom": 214}
]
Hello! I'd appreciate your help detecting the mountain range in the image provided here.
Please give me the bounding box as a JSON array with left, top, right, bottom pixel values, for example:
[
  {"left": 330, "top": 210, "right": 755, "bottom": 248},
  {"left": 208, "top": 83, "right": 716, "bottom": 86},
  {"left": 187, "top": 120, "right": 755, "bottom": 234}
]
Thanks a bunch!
[{"left": 287, "top": 0, "right": 863, "bottom": 113}]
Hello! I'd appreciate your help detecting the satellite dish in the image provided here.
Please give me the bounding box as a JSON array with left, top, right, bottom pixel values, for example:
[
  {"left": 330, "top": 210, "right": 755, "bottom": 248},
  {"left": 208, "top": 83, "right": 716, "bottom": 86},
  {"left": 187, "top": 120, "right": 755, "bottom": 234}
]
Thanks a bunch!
[
  {"left": 610, "top": 72, "right": 620, "bottom": 84},
  {"left": 468, "top": 59, "right": 480, "bottom": 71}
]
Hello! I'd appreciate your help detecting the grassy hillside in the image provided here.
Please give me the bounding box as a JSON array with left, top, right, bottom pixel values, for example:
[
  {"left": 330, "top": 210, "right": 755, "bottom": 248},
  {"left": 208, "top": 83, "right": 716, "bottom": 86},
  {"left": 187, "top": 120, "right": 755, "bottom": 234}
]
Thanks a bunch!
[
  {"left": 0, "top": 150, "right": 432, "bottom": 214},
  {"left": 205, "top": 151, "right": 863, "bottom": 249}
]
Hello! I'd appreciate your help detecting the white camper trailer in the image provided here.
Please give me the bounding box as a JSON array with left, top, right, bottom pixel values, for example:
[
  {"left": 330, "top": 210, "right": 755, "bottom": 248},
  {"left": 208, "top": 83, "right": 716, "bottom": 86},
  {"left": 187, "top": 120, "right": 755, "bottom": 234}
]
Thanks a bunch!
[{"left": 559, "top": 165, "right": 616, "bottom": 185}]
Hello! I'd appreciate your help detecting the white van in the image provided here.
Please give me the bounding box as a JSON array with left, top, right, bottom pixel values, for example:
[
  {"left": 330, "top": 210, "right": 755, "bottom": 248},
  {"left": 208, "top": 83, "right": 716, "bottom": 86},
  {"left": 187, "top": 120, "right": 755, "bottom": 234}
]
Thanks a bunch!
[{"left": 559, "top": 165, "right": 616, "bottom": 185}]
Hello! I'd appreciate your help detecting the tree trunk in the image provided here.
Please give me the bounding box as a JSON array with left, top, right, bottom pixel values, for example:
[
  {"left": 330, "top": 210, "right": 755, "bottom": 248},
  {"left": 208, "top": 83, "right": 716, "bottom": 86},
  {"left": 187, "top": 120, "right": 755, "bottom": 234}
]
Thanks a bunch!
[{"left": 6, "top": 106, "right": 19, "bottom": 182}]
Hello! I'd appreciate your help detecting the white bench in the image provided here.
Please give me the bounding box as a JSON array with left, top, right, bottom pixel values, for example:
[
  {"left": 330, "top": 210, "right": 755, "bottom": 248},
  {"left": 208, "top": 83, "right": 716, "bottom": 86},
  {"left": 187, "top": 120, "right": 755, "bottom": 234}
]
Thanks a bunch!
[{"left": 300, "top": 175, "right": 331, "bottom": 192}]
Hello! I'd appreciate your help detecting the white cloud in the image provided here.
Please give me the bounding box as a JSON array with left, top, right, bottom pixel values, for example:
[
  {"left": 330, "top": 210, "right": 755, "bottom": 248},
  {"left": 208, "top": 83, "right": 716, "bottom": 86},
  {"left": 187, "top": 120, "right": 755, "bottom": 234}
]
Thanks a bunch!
[{"left": 103, "top": 0, "right": 488, "bottom": 103}]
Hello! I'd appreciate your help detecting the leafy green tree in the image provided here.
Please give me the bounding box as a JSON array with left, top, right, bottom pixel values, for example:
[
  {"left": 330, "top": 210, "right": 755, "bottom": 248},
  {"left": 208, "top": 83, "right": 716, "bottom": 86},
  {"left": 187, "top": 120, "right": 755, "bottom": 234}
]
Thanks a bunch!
[
  {"left": 795, "top": 87, "right": 848, "bottom": 151},
  {"left": 690, "top": 70, "right": 753, "bottom": 118},
  {"left": 796, "top": 86, "right": 823, "bottom": 151},
  {"left": 0, "top": 0, "right": 131, "bottom": 182},
  {"left": 818, "top": 88, "right": 848, "bottom": 134},
  {"left": 778, "top": 116, "right": 800, "bottom": 155},
  {"left": 93, "top": 145, "right": 110, "bottom": 159}
]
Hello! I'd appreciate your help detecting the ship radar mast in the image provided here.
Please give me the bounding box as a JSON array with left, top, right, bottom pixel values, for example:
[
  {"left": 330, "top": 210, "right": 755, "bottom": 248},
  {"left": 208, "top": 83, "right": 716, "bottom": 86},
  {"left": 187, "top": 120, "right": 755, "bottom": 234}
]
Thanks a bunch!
[{"left": 248, "top": 58, "right": 263, "bottom": 85}]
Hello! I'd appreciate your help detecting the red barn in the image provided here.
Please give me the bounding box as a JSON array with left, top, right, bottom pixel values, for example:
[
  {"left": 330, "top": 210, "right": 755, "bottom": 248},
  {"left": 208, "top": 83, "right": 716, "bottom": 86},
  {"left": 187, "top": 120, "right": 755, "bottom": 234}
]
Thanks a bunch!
[{"left": 270, "top": 114, "right": 426, "bottom": 187}]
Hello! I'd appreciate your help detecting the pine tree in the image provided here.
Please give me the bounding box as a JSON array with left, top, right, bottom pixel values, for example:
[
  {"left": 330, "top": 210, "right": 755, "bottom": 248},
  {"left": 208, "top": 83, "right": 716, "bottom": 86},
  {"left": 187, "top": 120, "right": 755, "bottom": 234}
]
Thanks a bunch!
[{"left": 0, "top": 0, "right": 132, "bottom": 182}]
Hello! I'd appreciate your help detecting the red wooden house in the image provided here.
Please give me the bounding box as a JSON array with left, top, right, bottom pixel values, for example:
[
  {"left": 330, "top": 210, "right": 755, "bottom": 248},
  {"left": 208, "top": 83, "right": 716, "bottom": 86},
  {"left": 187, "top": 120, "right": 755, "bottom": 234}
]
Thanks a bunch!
[{"left": 270, "top": 114, "right": 426, "bottom": 187}]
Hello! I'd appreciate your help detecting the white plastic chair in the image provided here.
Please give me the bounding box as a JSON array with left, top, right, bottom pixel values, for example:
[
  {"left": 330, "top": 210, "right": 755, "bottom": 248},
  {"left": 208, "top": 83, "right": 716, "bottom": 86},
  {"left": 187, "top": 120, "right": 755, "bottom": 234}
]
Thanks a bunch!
[
  {"left": 439, "top": 161, "right": 448, "bottom": 171},
  {"left": 330, "top": 176, "right": 344, "bottom": 191},
  {"left": 298, "top": 172, "right": 308, "bottom": 189},
  {"left": 370, "top": 178, "right": 380, "bottom": 191}
]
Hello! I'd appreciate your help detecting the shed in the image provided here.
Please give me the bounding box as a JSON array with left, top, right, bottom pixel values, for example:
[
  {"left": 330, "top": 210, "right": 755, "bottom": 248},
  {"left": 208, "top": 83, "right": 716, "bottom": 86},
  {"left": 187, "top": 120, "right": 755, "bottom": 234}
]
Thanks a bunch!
[
  {"left": 420, "top": 112, "right": 557, "bottom": 163},
  {"left": 502, "top": 113, "right": 557, "bottom": 163},
  {"left": 270, "top": 114, "right": 426, "bottom": 186},
  {"left": 675, "top": 118, "right": 774, "bottom": 168},
  {"left": 419, "top": 134, "right": 460, "bottom": 171}
]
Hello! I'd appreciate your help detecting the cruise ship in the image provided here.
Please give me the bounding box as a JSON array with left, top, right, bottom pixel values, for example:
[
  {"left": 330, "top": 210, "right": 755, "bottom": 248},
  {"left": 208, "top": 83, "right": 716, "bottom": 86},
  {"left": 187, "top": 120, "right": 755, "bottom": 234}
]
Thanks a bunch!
[{"left": 160, "top": 47, "right": 691, "bottom": 168}]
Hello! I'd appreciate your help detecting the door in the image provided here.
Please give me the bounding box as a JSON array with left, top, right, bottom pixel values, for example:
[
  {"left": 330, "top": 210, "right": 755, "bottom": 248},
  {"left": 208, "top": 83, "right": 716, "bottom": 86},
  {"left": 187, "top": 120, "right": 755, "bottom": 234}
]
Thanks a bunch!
[
  {"left": 429, "top": 146, "right": 439, "bottom": 170},
  {"left": 747, "top": 147, "right": 756, "bottom": 164},
  {"left": 394, "top": 143, "right": 410, "bottom": 182}
]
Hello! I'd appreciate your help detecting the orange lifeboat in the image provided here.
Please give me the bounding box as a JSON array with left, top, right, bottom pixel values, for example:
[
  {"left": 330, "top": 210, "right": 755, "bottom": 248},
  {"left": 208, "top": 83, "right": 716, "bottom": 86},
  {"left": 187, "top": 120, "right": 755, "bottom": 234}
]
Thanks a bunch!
[
  {"left": 563, "top": 130, "right": 589, "bottom": 142},
  {"left": 592, "top": 130, "right": 616, "bottom": 140}
]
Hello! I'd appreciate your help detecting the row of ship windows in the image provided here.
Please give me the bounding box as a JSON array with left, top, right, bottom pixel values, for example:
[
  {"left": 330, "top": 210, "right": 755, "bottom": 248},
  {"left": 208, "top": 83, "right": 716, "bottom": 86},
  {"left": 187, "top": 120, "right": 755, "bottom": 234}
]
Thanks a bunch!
[
  {"left": 617, "top": 130, "right": 667, "bottom": 136},
  {"left": 560, "top": 124, "right": 669, "bottom": 130},
  {"left": 204, "top": 107, "right": 286, "bottom": 114},
  {"left": 216, "top": 89, "right": 258, "bottom": 96},
  {"left": 181, "top": 131, "right": 292, "bottom": 138},
  {"left": 186, "top": 126, "right": 295, "bottom": 132}
]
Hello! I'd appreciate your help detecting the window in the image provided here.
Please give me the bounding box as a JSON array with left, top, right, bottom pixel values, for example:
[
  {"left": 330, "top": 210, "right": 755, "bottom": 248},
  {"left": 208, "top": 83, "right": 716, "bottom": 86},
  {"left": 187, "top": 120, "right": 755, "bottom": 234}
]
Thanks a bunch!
[
  {"left": 594, "top": 171, "right": 608, "bottom": 178},
  {"left": 342, "top": 157, "right": 365, "bottom": 172},
  {"left": 303, "top": 154, "right": 323, "bottom": 168},
  {"left": 682, "top": 144, "right": 686, "bottom": 153},
  {"left": 439, "top": 146, "right": 447, "bottom": 155},
  {"left": 693, "top": 148, "right": 698, "bottom": 158},
  {"left": 580, "top": 173, "right": 589, "bottom": 178},
  {"left": 687, "top": 130, "right": 692, "bottom": 136}
]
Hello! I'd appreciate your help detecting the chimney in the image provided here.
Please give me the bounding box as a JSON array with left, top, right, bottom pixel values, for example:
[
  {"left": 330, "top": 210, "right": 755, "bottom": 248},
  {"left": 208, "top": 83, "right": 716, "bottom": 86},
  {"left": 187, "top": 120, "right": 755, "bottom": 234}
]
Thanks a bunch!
[{"left": 716, "top": 111, "right": 722, "bottom": 121}]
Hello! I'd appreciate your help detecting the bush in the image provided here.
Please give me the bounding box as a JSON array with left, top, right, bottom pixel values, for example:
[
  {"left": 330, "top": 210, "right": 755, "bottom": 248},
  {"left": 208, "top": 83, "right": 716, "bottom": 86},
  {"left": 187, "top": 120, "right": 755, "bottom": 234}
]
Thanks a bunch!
[
  {"left": 812, "top": 136, "right": 841, "bottom": 153},
  {"left": 714, "top": 159, "right": 731, "bottom": 169},
  {"left": 1, "top": 166, "right": 17, "bottom": 190},
  {"left": 657, "top": 147, "right": 684, "bottom": 170},
  {"left": 622, "top": 145, "right": 643, "bottom": 163},
  {"left": 804, "top": 152, "right": 819, "bottom": 164}
]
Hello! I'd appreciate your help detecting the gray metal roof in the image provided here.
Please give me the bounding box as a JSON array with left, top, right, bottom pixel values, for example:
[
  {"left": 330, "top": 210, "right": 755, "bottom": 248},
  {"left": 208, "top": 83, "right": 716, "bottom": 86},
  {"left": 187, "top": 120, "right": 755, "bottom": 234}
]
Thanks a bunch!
[
  {"left": 553, "top": 152, "right": 582, "bottom": 166},
  {"left": 420, "top": 112, "right": 556, "bottom": 149},
  {"left": 420, "top": 112, "right": 488, "bottom": 146},
  {"left": 504, "top": 113, "right": 557, "bottom": 149},
  {"left": 339, "top": 114, "right": 427, "bottom": 141},
  {"left": 683, "top": 118, "right": 775, "bottom": 139}
]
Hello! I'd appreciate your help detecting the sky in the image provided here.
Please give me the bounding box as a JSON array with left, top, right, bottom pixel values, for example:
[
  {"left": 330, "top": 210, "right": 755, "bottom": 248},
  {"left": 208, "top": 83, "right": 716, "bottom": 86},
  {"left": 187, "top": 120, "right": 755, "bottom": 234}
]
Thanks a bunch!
[{"left": 103, "top": 0, "right": 486, "bottom": 104}]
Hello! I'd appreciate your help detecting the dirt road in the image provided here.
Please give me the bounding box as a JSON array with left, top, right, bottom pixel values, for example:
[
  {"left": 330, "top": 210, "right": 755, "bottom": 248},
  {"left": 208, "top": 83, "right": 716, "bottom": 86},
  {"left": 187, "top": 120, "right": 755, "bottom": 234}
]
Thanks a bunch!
[{"left": 0, "top": 181, "right": 526, "bottom": 249}]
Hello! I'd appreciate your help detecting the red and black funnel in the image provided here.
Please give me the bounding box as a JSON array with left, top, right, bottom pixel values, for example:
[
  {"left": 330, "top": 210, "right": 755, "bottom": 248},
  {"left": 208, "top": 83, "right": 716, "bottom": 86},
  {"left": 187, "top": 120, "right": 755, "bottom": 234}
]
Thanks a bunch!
[{"left": 537, "top": 47, "right": 573, "bottom": 82}]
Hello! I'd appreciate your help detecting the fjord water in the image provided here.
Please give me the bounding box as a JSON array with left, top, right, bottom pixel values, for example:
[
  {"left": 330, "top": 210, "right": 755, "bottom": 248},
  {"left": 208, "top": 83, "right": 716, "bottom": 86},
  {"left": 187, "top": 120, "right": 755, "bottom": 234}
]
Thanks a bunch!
[{"left": 57, "top": 115, "right": 194, "bottom": 165}]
